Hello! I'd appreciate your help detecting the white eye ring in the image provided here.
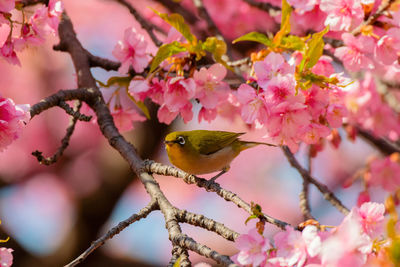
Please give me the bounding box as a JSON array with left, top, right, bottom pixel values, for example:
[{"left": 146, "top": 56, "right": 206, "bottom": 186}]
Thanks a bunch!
[{"left": 177, "top": 136, "right": 185, "bottom": 145}]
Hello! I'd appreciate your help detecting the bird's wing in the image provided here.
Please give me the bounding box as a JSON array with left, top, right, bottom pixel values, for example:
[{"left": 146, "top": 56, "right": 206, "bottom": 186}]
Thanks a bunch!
[{"left": 190, "top": 131, "right": 245, "bottom": 155}]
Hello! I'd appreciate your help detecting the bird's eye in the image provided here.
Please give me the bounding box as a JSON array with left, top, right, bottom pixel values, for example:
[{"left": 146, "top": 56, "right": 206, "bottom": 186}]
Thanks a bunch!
[{"left": 177, "top": 136, "right": 185, "bottom": 145}]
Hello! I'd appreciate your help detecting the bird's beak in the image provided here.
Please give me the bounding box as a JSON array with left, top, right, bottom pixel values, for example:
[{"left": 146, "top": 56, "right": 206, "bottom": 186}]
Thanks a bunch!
[{"left": 164, "top": 140, "right": 174, "bottom": 145}]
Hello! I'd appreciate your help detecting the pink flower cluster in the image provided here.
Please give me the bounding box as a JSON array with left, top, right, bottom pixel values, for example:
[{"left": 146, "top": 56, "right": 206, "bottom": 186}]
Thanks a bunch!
[
  {"left": 0, "top": 95, "right": 30, "bottom": 151},
  {"left": 232, "top": 202, "right": 386, "bottom": 267},
  {"left": 236, "top": 52, "right": 346, "bottom": 152},
  {"left": 100, "top": 86, "right": 146, "bottom": 133},
  {"left": 113, "top": 27, "right": 149, "bottom": 74},
  {"left": 345, "top": 72, "right": 400, "bottom": 141},
  {"left": 0, "top": 0, "right": 63, "bottom": 65},
  {"left": 0, "top": 247, "right": 13, "bottom": 267},
  {"left": 128, "top": 63, "right": 230, "bottom": 124},
  {"left": 364, "top": 153, "right": 400, "bottom": 193}
]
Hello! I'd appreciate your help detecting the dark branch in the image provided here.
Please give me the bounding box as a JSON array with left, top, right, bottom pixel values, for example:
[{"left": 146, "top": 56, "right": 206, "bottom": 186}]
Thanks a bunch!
[
  {"left": 144, "top": 161, "right": 290, "bottom": 230},
  {"left": 168, "top": 246, "right": 191, "bottom": 267},
  {"left": 58, "top": 101, "right": 92, "bottom": 121},
  {"left": 242, "top": 0, "right": 281, "bottom": 12},
  {"left": 30, "top": 88, "right": 96, "bottom": 119},
  {"left": 65, "top": 200, "right": 158, "bottom": 267},
  {"left": 154, "top": 0, "right": 198, "bottom": 24},
  {"left": 281, "top": 146, "right": 350, "bottom": 215},
  {"left": 351, "top": 0, "right": 396, "bottom": 36},
  {"left": 175, "top": 209, "right": 239, "bottom": 241},
  {"left": 357, "top": 127, "right": 400, "bottom": 155},
  {"left": 114, "top": 0, "right": 163, "bottom": 46},
  {"left": 32, "top": 101, "right": 87, "bottom": 165},
  {"left": 172, "top": 234, "right": 237, "bottom": 266}
]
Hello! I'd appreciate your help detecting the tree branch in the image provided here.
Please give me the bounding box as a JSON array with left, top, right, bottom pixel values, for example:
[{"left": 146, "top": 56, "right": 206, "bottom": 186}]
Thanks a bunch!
[
  {"left": 144, "top": 161, "right": 290, "bottom": 230},
  {"left": 242, "top": 0, "right": 281, "bottom": 12},
  {"left": 281, "top": 146, "right": 350, "bottom": 215},
  {"left": 30, "top": 88, "right": 96, "bottom": 119},
  {"left": 172, "top": 233, "right": 237, "bottom": 266},
  {"left": 154, "top": 0, "right": 198, "bottom": 24},
  {"left": 356, "top": 127, "right": 400, "bottom": 156},
  {"left": 114, "top": 0, "right": 163, "bottom": 46},
  {"left": 58, "top": 101, "right": 92, "bottom": 121},
  {"left": 168, "top": 245, "right": 191, "bottom": 267},
  {"left": 351, "top": 0, "right": 396, "bottom": 36},
  {"left": 175, "top": 209, "right": 239, "bottom": 241},
  {"left": 32, "top": 101, "right": 88, "bottom": 165},
  {"left": 65, "top": 200, "right": 159, "bottom": 267}
]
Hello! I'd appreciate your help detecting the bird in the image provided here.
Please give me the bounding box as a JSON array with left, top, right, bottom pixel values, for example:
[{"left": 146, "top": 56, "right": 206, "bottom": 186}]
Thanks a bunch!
[{"left": 164, "top": 130, "right": 276, "bottom": 182}]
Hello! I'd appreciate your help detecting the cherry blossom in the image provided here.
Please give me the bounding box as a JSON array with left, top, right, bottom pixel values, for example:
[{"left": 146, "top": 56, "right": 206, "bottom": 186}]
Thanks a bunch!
[
  {"left": 375, "top": 27, "right": 400, "bottom": 65},
  {"left": 0, "top": 248, "right": 13, "bottom": 267},
  {"left": 254, "top": 52, "right": 294, "bottom": 89},
  {"left": 345, "top": 72, "right": 400, "bottom": 140},
  {"left": 30, "top": 0, "right": 64, "bottom": 39},
  {"left": 287, "top": 0, "right": 318, "bottom": 14},
  {"left": 163, "top": 77, "right": 195, "bottom": 111},
  {"left": 129, "top": 77, "right": 165, "bottom": 105},
  {"left": 269, "top": 225, "right": 321, "bottom": 267},
  {"left": 113, "top": 27, "right": 149, "bottom": 74},
  {"left": 334, "top": 33, "right": 375, "bottom": 72},
  {"left": 356, "top": 202, "right": 385, "bottom": 238},
  {"left": 320, "top": 211, "right": 372, "bottom": 267},
  {"left": 367, "top": 155, "right": 400, "bottom": 193},
  {"left": 236, "top": 84, "right": 269, "bottom": 126},
  {"left": 158, "top": 102, "right": 193, "bottom": 124},
  {"left": 232, "top": 227, "right": 271, "bottom": 266},
  {"left": 194, "top": 63, "right": 229, "bottom": 110},
  {"left": 128, "top": 78, "right": 150, "bottom": 102},
  {"left": 0, "top": 40, "right": 20, "bottom": 65},
  {"left": 101, "top": 86, "right": 146, "bottom": 132},
  {"left": 0, "top": 95, "right": 30, "bottom": 151},
  {"left": 320, "top": 0, "right": 364, "bottom": 31}
]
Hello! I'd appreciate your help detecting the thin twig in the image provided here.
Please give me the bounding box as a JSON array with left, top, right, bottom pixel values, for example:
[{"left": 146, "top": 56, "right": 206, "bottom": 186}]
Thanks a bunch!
[
  {"left": 154, "top": 0, "right": 198, "bottom": 24},
  {"left": 30, "top": 88, "right": 97, "bottom": 119},
  {"left": 175, "top": 209, "right": 239, "bottom": 241},
  {"left": 168, "top": 246, "right": 191, "bottom": 267},
  {"left": 242, "top": 0, "right": 281, "bottom": 12},
  {"left": 281, "top": 146, "right": 349, "bottom": 215},
  {"left": 114, "top": 0, "right": 163, "bottom": 46},
  {"left": 172, "top": 233, "right": 237, "bottom": 266},
  {"left": 299, "top": 148, "right": 314, "bottom": 220},
  {"left": 356, "top": 127, "right": 400, "bottom": 156},
  {"left": 32, "top": 101, "right": 88, "bottom": 165},
  {"left": 192, "top": 0, "right": 233, "bottom": 57},
  {"left": 351, "top": 0, "right": 395, "bottom": 36},
  {"left": 144, "top": 161, "right": 290, "bottom": 230},
  {"left": 58, "top": 101, "right": 92, "bottom": 121},
  {"left": 65, "top": 200, "right": 158, "bottom": 267}
]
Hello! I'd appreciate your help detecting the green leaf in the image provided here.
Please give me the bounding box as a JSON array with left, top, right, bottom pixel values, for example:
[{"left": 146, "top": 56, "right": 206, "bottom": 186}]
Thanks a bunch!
[
  {"left": 232, "top": 32, "right": 272, "bottom": 47},
  {"left": 304, "top": 26, "right": 329, "bottom": 70},
  {"left": 149, "top": 41, "right": 187, "bottom": 74},
  {"left": 281, "top": 35, "right": 305, "bottom": 51},
  {"left": 272, "top": 0, "right": 292, "bottom": 46},
  {"left": 202, "top": 37, "right": 233, "bottom": 70},
  {"left": 153, "top": 10, "right": 195, "bottom": 44},
  {"left": 245, "top": 215, "right": 258, "bottom": 225},
  {"left": 281, "top": 0, "right": 292, "bottom": 34},
  {"left": 125, "top": 87, "right": 151, "bottom": 119},
  {"left": 99, "top": 76, "right": 132, "bottom": 88}
]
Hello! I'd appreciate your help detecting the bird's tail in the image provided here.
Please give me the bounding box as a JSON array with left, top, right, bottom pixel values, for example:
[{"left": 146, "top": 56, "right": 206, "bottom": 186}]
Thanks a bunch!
[{"left": 239, "top": 141, "right": 276, "bottom": 152}]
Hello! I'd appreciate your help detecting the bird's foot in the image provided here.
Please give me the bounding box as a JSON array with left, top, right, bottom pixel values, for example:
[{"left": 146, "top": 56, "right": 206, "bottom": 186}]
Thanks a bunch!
[{"left": 208, "top": 169, "right": 227, "bottom": 184}]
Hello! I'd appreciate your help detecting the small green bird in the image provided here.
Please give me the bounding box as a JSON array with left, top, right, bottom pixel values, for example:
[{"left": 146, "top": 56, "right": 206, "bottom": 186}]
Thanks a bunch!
[{"left": 164, "top": 130, "right": 276, "bottom": 181}]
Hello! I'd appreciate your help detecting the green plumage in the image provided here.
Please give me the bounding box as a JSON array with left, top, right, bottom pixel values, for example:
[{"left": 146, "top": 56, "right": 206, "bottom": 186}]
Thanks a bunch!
[{"left": 166, "top": 130, "right": 245, "bottom": 155}]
